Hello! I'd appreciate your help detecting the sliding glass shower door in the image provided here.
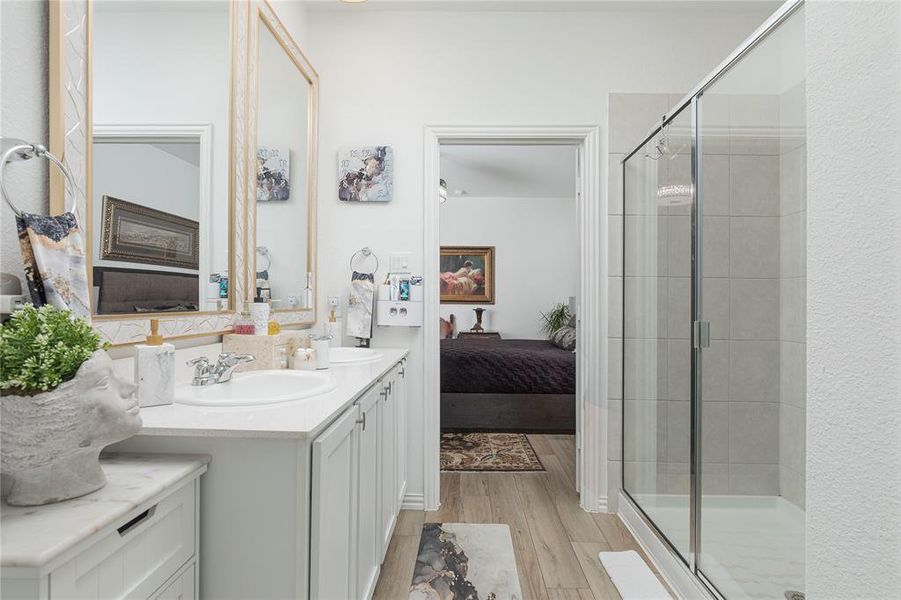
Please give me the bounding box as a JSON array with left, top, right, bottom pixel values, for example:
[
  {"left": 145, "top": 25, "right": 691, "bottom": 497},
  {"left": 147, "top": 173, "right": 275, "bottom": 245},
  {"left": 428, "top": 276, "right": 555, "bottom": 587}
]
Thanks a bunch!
[
  {"left": 622, "top": 105, "right": 693, "bottom": 562},
  {"left": 621, "top": 3, "right": 806, "bottom": 598}
]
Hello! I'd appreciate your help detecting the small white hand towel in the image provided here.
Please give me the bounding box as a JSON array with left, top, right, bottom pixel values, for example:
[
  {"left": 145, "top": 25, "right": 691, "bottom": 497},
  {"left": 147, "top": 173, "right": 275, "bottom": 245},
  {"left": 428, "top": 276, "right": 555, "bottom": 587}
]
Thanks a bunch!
[{"left": 598, "top": 550, "right": 671, "bottom": 600}]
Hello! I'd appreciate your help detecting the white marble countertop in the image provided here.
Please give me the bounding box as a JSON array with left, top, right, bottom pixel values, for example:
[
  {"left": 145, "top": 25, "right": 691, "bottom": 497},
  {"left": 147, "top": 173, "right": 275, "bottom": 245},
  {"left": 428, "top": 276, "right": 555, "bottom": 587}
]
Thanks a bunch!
[
  {"left": 1, "top": 453, "right": 209, "bottom": 570},
  {"left": 132, "top": 348, "right": 408, "bottom": 439}
]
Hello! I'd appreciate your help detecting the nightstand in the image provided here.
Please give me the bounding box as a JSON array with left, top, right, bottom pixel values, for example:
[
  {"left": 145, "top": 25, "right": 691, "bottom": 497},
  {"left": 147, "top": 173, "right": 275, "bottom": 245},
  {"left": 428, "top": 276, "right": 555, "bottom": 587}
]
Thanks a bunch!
[{"left": 457, "top": 331, "right": 502, "bottom": 340}]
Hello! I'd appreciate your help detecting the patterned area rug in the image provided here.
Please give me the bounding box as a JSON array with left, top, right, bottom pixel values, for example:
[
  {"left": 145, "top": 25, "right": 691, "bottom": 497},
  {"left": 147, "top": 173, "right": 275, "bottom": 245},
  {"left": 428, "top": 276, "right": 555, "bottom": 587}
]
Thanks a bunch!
[
  {"left": 440, "top": 432, "right": 544, "bottom": 472},
  {"left": 409, "top": 523, "right": 523, "bottom": 599}
]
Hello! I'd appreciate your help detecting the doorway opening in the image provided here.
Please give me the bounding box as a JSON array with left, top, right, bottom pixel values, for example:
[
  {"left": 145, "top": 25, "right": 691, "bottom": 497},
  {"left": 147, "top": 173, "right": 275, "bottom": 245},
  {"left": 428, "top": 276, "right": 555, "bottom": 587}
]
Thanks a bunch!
[
  {"left": 438, "top": 143, "right": 579, "bottom": 486},
  {"left": 422, "top": 126, "right": 605, "bottom": 513}
]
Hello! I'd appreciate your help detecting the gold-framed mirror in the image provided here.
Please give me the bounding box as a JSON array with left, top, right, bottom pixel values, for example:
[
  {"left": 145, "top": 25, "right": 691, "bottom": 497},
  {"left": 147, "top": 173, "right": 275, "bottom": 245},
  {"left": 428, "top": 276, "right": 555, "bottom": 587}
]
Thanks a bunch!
[
  {"left": 49, "top": 0, "right": 252, "bottom": 345},
  {"left": 249, "top": 0, "right": 319, "bottom": 327}
]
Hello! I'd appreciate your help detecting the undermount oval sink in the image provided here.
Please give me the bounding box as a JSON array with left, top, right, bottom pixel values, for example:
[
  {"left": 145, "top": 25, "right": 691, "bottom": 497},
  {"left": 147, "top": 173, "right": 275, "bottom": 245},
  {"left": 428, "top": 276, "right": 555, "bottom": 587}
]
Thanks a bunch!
[
  {"left": 174, "top": 370, "right": 337, "bottom": 407},
  {"left": 329, "top": 347, "right": 384, "bottom": 364}
]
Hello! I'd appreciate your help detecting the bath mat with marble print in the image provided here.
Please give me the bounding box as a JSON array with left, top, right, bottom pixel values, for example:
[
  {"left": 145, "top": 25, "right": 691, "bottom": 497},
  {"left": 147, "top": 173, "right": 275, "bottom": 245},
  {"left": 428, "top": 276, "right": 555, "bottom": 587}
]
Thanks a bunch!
[
  {"left": 440, "top": 432, "right": 544, "bottom": 472},
  {"left": 409, "top": 523, "right": 523, "bottom": 600}
]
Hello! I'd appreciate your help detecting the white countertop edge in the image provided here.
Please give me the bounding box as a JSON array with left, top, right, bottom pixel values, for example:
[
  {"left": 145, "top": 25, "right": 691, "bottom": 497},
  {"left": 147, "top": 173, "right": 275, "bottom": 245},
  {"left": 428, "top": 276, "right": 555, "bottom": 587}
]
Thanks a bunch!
[
  {"left": 133, "top": 348, "right": 409, "bottom": 439},
  {"left": 1, "top": 454, "right": 210, "bottom": 572}
]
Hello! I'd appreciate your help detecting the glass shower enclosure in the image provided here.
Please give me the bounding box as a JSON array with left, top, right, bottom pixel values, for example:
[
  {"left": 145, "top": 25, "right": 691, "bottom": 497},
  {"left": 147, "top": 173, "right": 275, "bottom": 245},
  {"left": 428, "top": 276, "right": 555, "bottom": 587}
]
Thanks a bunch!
[{"left": 621, "top": 2, "right": 806, "bottom": 598}]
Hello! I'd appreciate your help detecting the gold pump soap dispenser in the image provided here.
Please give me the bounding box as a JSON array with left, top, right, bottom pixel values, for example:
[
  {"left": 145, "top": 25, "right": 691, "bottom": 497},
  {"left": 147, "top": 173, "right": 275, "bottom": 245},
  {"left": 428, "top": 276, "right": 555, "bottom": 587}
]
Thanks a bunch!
[{"left": 134, "top": 319, "right": 175, "bottom": 407}]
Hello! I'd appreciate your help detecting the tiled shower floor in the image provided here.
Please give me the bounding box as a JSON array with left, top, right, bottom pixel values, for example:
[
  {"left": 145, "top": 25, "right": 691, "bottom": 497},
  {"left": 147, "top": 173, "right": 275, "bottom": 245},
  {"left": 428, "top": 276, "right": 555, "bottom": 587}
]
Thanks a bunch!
[{"left": 633, "top": 493, "right": 805, "bottom": 599}]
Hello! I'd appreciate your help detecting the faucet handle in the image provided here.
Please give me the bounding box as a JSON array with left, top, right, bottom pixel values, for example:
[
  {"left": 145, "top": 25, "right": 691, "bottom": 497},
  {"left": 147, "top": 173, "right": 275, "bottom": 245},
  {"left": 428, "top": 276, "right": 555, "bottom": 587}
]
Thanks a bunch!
[{"left": 186, "top": 356, "right": 211, "bottom": 367}]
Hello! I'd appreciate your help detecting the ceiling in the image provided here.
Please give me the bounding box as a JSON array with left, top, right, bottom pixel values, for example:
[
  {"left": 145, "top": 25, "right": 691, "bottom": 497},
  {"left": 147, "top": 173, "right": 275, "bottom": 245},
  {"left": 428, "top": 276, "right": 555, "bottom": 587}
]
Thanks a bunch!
[
  {"left": 439, "top": 144, "right": 577, "bottom": 199},
  {"left": 304, "top": 0, "right": 781, "bottom": 12}
]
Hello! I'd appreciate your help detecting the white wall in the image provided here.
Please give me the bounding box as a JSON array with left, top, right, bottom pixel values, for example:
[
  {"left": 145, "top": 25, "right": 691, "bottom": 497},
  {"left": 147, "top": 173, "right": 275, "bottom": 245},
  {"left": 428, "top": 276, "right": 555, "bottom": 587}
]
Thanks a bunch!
[
  {"left": 305, "top": 5, "right": 775, "bottom": 503},
  {"left": 805, "top": 0, "right": 901, "bottom": 596},
  {"left": 92, "top": 4, "right": 230, "bottom": 275},
  {"left": 439, "top": 196, "right": 578, "bottom": 339},
  {"left": 0, "top": 0, "right": 48, "bottom": 288}
]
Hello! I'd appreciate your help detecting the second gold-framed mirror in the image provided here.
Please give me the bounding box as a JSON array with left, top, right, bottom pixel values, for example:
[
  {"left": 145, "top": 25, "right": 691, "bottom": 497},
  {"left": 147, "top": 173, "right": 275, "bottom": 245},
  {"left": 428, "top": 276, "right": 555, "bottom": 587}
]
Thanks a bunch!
[{"left": 249, "top": 0, "right": 319, "bottom": 327}]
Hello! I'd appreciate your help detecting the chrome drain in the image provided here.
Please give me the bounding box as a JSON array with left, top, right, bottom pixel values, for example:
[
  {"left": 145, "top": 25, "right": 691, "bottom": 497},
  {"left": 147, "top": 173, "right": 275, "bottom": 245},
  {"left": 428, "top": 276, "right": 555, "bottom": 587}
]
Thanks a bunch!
[{"left": 784, "top": 591, "right": 805, "bottom": 600}]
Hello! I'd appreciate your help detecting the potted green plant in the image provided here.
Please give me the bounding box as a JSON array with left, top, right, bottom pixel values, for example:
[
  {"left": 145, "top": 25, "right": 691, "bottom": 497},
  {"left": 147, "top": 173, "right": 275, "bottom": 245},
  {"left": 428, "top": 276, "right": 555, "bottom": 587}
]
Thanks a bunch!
[
  {"left": 0, "top": 305, "right": 142, "bottom": 506},
  {"left": 541, "top": 303, "right": 576, "bottom": 350},
  {"left": 540, "top": 303, "right": 573, "bottom": 337}
]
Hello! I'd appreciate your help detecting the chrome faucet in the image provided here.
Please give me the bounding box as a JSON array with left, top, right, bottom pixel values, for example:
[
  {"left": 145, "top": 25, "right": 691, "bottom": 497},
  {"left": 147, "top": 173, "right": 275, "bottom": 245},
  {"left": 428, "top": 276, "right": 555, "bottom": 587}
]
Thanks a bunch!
[{"left": 187, "top": 353, "right": 255, "bottom": 386}]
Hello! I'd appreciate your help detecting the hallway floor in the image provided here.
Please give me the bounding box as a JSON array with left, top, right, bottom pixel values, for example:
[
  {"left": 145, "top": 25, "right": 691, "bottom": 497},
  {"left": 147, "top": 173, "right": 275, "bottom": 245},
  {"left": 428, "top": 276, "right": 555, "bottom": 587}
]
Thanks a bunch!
[{"left": 373, "top": 434, "right": 670, "bottom": 600}]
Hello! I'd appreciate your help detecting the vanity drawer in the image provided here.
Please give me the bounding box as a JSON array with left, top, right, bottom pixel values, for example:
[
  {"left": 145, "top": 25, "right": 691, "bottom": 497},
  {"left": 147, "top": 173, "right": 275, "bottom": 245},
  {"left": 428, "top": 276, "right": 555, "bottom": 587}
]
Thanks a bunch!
[
  {"left": 49, "top": 481, "right": 196, "bottom": 600},
  {"left": 151, "top": 563, "right": 195, "bottom": 600}
]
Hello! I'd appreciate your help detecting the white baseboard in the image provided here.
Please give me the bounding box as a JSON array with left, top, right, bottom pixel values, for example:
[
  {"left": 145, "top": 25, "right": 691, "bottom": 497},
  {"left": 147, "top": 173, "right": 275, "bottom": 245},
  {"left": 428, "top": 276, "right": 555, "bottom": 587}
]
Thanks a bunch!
[
  {"left": 617, "top": 491, "right": 712, "bottom": 600},
  {"left": 401, "top": 492, "right": 425, "bottom": 510},
  {"left": 581, "top": 495, "right": 609, "bottom": 513}
]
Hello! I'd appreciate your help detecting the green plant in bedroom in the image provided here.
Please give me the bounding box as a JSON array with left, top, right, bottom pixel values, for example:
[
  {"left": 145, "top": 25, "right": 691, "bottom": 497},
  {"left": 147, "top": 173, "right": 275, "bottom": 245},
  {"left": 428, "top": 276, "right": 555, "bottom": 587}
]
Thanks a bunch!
[
  {"left": 540, "top": 303, "right": 572, "bottom": 338},
  {"left": 0, "top": 304, "right": 104, "bottom": 394}
]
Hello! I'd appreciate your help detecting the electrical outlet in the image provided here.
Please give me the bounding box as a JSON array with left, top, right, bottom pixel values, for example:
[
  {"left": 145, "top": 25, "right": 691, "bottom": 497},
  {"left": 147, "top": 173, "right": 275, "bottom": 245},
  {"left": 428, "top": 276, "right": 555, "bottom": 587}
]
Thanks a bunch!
[
  {"left": 389, "top": 253, "right": 411, "bottom": 273},
  {"left": 0, "top": 295, "right": 27, "bottom": 315}
]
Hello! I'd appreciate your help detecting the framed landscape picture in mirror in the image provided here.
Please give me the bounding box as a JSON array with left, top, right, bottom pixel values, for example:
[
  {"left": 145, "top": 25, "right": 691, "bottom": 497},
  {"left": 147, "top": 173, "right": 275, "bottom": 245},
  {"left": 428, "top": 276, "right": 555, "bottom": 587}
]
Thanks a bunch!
[
  {"left": 100, "top": 196, "right": 200, "bottom": 270},
  {"left": 440, "top": 246, "right": 495, "bottom": 304}
]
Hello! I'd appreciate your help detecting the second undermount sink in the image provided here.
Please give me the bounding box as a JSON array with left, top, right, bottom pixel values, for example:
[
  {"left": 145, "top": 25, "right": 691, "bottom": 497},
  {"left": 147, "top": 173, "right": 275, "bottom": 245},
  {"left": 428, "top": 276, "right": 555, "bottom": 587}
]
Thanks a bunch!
[
  {"left": 174, "top": 369, "right": 337, "bottom": 407},
  {"left": 329, "top": 347, "right": 384, "bottom": 364}
]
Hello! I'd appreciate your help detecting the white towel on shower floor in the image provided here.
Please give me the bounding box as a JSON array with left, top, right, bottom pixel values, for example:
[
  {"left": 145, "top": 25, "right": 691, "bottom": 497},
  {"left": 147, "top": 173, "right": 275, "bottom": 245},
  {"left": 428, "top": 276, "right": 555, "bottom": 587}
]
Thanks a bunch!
[{"left": 598, "top": 550, "right": 671, "bottom": 600}]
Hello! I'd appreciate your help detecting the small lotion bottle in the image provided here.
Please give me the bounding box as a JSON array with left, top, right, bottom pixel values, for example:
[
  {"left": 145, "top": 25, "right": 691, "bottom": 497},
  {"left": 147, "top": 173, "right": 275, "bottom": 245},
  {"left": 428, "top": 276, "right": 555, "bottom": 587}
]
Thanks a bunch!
[
  {"left": 250, "top": 299, "right": 270, "bottom": 336},
  {"left": 303, "top": 272, "right": 314, "bottom": 309},
  {"left": 326, "top": 308, "right": 342, "bottom": 347},
  {"left": 134, "top": 319, "right": 175, "bottom": 408}
]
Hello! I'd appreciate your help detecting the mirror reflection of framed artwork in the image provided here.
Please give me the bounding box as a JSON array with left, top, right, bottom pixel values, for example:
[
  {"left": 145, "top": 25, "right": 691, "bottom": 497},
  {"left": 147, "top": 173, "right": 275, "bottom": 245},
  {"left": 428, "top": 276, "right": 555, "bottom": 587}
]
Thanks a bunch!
[{"left": 100, "top": 196, "right": 200, "bottom": 270}]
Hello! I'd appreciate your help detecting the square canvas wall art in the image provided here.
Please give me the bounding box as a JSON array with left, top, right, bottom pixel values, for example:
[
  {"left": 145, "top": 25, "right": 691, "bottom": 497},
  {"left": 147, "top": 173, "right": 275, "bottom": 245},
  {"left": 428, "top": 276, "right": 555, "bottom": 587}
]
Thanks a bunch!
[
  {"left": 257, "top": 145, "right": 290, "bottom": 202},
  {"left": 338, "top": 146, "right": 394, "bottom": 202}
]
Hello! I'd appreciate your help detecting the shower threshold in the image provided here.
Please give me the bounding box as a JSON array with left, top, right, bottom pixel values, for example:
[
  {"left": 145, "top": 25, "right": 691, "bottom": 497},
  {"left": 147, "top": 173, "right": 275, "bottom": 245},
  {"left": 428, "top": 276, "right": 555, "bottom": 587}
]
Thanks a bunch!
[{"left": 632, "top": 493, "right": 805, "bottom": 600}]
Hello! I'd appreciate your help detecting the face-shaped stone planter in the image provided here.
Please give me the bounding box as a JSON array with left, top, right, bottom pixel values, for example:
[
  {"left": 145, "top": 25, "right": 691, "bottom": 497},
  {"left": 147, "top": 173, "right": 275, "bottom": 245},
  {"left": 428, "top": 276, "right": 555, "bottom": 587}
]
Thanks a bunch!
[{"left": 1, "top": 350, "right": 142, "bottom": 506}]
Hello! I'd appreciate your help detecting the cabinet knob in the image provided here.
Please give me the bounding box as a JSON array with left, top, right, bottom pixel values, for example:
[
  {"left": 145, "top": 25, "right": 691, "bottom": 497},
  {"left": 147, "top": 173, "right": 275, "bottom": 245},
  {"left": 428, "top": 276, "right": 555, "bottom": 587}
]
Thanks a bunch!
[
  {"left": 356, "top": 412, "right": 366, "bottom": 431},
  {"left": 399, "top": 368, "right": 406, "bottom": 379}
]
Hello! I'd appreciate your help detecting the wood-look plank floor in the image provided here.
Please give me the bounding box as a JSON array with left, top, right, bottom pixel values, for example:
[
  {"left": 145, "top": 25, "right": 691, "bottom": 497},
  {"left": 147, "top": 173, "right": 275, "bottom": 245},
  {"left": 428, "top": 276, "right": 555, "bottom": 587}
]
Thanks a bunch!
[{"left": 372, "top": 434, "right": 669, "bottom": 600}]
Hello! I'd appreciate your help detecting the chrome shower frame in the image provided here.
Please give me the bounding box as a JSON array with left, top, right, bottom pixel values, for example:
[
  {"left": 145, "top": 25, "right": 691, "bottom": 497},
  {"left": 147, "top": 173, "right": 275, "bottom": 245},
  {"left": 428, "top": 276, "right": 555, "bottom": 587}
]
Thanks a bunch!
[{"left": 619, "top": 1, "right": 805, "bottom": 598}]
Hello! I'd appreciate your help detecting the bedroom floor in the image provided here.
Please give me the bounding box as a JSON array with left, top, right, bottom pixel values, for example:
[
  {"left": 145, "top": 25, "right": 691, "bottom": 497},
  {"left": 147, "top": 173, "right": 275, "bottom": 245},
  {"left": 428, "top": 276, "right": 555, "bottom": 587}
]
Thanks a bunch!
[{"left": 373, "top": 434, "right": 670, "bottom": 599}]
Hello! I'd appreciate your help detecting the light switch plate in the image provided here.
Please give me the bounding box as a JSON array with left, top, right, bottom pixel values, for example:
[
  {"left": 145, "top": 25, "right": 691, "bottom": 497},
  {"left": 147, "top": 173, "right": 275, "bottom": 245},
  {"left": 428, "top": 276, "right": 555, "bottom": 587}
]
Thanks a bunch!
[{"left": 389, "top": 253, "right": 411, "bottom": 273}]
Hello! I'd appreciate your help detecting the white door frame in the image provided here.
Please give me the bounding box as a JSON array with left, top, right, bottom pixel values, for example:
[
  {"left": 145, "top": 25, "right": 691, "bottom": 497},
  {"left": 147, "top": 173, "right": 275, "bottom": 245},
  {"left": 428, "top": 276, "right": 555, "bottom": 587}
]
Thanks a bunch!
[{"left": 422, "top": 125, "right": 607, "bottom": 512}]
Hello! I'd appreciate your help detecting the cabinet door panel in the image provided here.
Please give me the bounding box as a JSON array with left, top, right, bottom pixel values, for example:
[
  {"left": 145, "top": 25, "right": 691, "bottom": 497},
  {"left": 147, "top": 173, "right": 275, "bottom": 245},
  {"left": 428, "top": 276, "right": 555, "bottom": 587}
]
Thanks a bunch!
[
  {"left": 395, "top": 360, "right": 407, "bottom": 507},
  {"left": 378, "top": 376, "right": 397, "bottom": 560},
  {"left": 311, "top": 404, "right": 359, "bottom": 600},
  {"left": 356, "top": 386, "right": 381, "bottom": 600}
]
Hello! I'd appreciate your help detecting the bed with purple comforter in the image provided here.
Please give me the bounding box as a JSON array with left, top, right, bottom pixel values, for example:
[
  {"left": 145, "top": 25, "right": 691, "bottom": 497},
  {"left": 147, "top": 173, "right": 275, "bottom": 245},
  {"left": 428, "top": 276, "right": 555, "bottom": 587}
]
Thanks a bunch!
[{"left": 440, "top": 338, "right": 576, "bottom": 432}]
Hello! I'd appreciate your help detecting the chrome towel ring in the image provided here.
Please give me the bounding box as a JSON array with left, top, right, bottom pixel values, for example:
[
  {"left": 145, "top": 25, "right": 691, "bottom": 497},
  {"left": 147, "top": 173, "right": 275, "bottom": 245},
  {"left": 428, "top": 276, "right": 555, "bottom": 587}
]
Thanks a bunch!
[
  {"left": 350, "top": 247, "right": 379, "bottom": 275},
  {"left": 0, "top": 137, "right": 77, "bottom": 217}
]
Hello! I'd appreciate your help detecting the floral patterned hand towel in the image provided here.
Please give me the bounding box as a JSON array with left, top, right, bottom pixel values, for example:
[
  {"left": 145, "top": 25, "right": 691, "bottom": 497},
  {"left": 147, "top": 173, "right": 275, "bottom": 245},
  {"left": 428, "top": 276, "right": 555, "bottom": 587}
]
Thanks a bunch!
[
  {"left": 16, "top": 211, "right": 91, "bottom": 321},
  {"left": 346, "top": 271, "right": 374, "bottom": 339}
]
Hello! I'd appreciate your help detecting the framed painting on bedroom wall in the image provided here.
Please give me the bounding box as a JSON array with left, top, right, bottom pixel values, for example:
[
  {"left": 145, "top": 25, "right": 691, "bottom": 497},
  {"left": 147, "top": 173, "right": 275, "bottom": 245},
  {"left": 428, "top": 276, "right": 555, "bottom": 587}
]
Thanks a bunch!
[{"left": 440, "top": 246, "right": 495, "bottom": 304}]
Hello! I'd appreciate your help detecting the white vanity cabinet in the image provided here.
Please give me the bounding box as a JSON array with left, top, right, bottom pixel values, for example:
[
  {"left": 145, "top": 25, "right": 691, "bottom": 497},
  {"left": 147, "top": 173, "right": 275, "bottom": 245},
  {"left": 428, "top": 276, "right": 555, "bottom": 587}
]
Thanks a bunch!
[
  {"left": 111, "top": 350, "right": 409, "bottom": 600},
  {"left": 310, "top": 403, "right": 359, "bottom": 600},
  {"left": 0, "top": 454, "right": 208, "bottom": 600},
  {"left": 355, "top": 385, "right": 383, "bottom": 600},
  {"left": 310, "top": 362, "right": 409, "bottom": 600}
]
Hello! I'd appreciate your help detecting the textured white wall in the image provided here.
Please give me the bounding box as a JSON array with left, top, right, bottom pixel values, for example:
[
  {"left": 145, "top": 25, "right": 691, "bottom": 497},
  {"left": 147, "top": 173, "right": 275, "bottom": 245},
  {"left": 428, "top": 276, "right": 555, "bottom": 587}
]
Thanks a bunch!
[
  {"left": 305, "top": 6, "right": 773, "bottom": 501},
  {"left": 805, "top": 0, "right": 901, "bottom": 596},
  {"left": 439, "top": 195, "right": 579, "bottom": 339},
  {"left": 0, "top": 0, "right": 49, "bottom": 288}
]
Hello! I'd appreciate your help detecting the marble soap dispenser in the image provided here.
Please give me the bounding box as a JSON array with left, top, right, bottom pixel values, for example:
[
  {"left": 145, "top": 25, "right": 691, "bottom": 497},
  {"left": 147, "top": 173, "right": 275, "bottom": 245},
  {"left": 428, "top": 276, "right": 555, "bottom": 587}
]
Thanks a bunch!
[{"left": 134, "top": 319, "right": 175, "bottom": 408}]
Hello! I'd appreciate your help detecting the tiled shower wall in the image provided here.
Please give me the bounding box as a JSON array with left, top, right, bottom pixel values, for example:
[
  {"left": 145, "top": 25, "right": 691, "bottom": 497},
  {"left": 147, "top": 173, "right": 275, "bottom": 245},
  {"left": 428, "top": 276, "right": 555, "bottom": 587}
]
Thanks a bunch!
[
  {"left": 778, "top": 81, "right": 806, "bottom": 508},
  {"left": 608, "top": 91, "right": 806, "bottom": 507}
]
